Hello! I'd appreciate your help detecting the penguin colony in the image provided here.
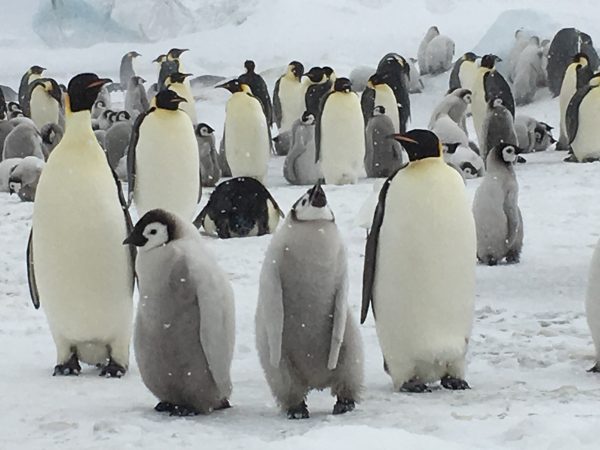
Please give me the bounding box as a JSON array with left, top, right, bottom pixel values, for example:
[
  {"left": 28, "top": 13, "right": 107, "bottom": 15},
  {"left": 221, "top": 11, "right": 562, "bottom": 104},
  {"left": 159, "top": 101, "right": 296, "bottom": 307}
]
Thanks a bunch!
[{"left": 2, "top": 23, "right": 600, "bottom": 420}]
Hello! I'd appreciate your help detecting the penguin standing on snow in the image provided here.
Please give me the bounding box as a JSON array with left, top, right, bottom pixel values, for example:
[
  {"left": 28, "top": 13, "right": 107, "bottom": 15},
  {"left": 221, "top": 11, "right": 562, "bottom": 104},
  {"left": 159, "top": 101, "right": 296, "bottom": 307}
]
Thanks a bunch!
[
  {"left": 29, "top": 73, "right": 135, "bottom": 377},
  {"left": 119, "top": 51, "right": 141, "bottom": 90},
  {"left": 364, "top": 106, "right": 405, "bottom": 178},
  {"left": 417, "top": 26, "right": 440, "bottom": 75},
  {"left": 158, "top": 48, "right": 189, "bottom": 90},
  {"left": 304, "top": 67, "right": 332, "bottom": 117},
  {"left": 316, "top": 78, "right": 365, "bottom": 185},
  {"left": 239, "top": 60, "right": 273, "bottom": 126},
  {"left": 473, "top": 144, "right": 523, "bottom": 265},
  {"left": 566, "top": 73, "right": 600, "bottom": 162},
  {"left": 361, "top": 73, "right": 400, "bottom": 132},
  {"left": 128, "top": 89, "right": 200, "bottom": 220},
  {"left": 513, "top": 37, "right": 545, "bottom": 106},
  {"left": 18, "top": 65, "right": 45, "bottom": 109},
  {"left": 376, "top": 53, "right": 411, "bottom": 133},
  {"left": 449, "top": 52, "right": 479, "bottom": 92},
  {"left": 24, "top": 78, "right": 64, "bottom": 130},
  {"left": 164, "top": 72, "right": 197, "bottom": 125},
  {"left": 256, "top": 184, "right": 364, "bottom": 419},
  {"left": 283, "top": 111, "right": 322, "bottom": 185},
  {"left": 127, "top": 209, "right": 235, "bottom": 416},
  {"left": 428, "top": 88, "right": 471, "bottom": 132},
  {"left": 273, "top": 61, "right": 305, "bottom": 154},
  {"left": 362, "top": 129, "right": 475, "bottom": 392},
  {"left": 586, "top": 235, "right": 600, "bottom": 374},
  {"left": 125, "top": 76, "right": 149, "bottom": 120},
  {"left": 481, "top": 97, "right": 518, "bottom": 162},
  {"left": 217, "top": 79, "right": 271, "bottom": 182},
  {"left": 195, "top": 123, "right": 221, "bottom": 187},
  {"left": 424, "top": 30, "right": 455, "bottom": 75}
]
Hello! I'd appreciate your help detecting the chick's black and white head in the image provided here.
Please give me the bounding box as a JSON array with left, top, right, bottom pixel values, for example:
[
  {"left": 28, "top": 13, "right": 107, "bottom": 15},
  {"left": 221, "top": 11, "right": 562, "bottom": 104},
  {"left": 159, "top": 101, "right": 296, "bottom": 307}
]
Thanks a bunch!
[
  {"left": 458, "top": 89, "right": 472, "bottom": 104},
  {"left": 67, "top": 73, "right": 112, "bottom": 113},
  {"left": 496, "top": 143, "right": 519, "bottom": 164},
  {"left": 373, "top": 105, "right": 386, "bottom": 116},
  {"left": 196, "top": 122, "right": 215, "bottom": 137},
  {"left": 393, "top": 129, "right": 442, "bottom": 162},
  {"left": 291, "top": 183, "right": 334, "bottom": 222},
  {"left": 124, "top": 209, "right": 181, "bottom": 251},
  {"left": 301, "top": 111, "right": 315, "bottom": 125}
]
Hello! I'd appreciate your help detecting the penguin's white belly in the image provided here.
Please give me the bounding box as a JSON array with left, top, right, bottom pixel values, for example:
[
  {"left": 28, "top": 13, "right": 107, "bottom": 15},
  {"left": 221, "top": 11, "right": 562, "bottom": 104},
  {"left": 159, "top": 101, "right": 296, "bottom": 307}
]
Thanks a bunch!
[
  {"left": 586, "top": 239, "right": 600, "bottom": 360},
  {"left": 320, "top": 93, "right": 365, "bottom": 185},
  {"left": 375, "top": 86, "right": 400, "bottom": 133},
  {"left": 224, "top": 94, "right": 270, "bottom": 181},
  {"left": 473, "top": 179, "right": 508, "bottom": 257},
  {"left": 559, "top": 68, "right": 577, "bottom": 140},
  {"left": 135, "top": 111, "right": 199, "bottom": 220},
  {"left": 170, "top": 83, "right": 198, "bottom": 124},
  {"left": 373, "top": 162, "right": 475, "bottom": 384},
  {"left": 471, "top": 72, "right": 487, "bottom": 145},
  {"left": 279, "top": 79, "right": 305, "bottom": 132},
  {"left": 33, "top": 144, "right": 133, "bottom": 350},
  {"left": 30, "top": 89, "right": 59, "bottom": 130},
  {"left": 572, "top": 90, "right": 600, "bottom": 161},
  {"left": 459, "top": 63, "right": 477, "bottom": 91}
]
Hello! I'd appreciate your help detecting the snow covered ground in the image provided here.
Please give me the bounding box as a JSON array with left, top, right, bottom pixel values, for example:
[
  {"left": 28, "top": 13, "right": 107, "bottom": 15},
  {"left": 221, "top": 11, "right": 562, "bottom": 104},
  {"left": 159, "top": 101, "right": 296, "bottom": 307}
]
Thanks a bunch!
[{"left": 3, "top": 1, "right": 600, "bottom": 449}]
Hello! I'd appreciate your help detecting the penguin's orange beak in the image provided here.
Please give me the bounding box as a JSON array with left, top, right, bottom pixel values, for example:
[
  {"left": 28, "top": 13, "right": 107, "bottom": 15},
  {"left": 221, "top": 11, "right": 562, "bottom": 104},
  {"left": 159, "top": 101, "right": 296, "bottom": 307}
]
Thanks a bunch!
[
  {"left": 392, "top": 134, "right": 419, "bottom": 144},
  {"left": 87, "top": 78, "right": 112, "bottom": 89}
]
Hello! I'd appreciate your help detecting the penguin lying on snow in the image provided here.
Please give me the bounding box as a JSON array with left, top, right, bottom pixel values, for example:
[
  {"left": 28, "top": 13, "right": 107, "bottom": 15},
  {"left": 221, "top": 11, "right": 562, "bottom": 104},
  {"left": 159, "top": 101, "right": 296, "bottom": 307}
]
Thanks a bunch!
[
  {"left": 0, "top": 158, "right": 22, "bottom": 192},
  {"left": 514, "top": 115, "right": 555, "bottom": 153},
  {"left": 194, "top": 177, "right": 284, "bottom": 239},
  {"left": 127, "top": 209, "right": 235, "bottom": 416},
  {"left": 443, "top": 143, "right": 484, "bottom": 179},
  {"left": 473, "top": 144, "right": 523, "bottom": 265},
  {"left": 8, "top": 156, "right": 45, "bottom": 202},
  {"left": 256, "top": 184, "right": 364, "bottom": 419}
]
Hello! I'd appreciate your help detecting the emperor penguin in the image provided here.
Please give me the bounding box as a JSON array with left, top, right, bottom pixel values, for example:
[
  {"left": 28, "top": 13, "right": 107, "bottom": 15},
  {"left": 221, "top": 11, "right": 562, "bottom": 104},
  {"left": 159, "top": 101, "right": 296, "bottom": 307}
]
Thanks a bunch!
[
  {"left": 239, "top": 60, "right": 273, "bottom": 126},
  {"left": 424, "top": 32, "right": 455, "bottom": 75},
  {"left": 0, "top": 158, "right": 22, "bottom": 192},
  {"left": 364, "top": 106, "right": 404, "bottom": 178},
  {"left": 40, "top": 122, "right": 63, "bottom": 159},
  {"left": 361, "top": 73, "right": 400, "bottom": 132},
  {"left": 125, "top": 76, "right": 149, "bottom": 120},
  {"left": 449, "top": 52, "right": 479, "bottom": 92},
  {"left": 194, "top": 177, "right": 283, "bottom": 238},
  {"left": 428, "top": 88, "right": 471, "bottom": 132},
  {"left": 431, "top": 113, "right": 469, "bottom": 147},
  {"left": 126, "top": 209, "right": 235, "bottom": 415},
  {"left": 316, "top": 78, "right": 365, "bottom": 185},
  {"left": 376, "top": 53, "right": 411, "bottom": 133},
  {"left": 91, "top": 99, "right": 107, "bottom": 120},
  {"left": 0, "top": 88, "right": 6, "bottom": 120},
  {"left": 407, "top": 58, "right": 424, "bottom": 93},
  {"left": 362, "top": 129, "right": 475, "bottom": 392},
  {"left": 273, "top": 61, "right": 305, "bottom": 134},
  {"left": 513, "top": 37, "right": 545, "bottom": 106},
  {"left": 557, "top": 53, "right": 592, "bottom": 151},
  {"left": 29, "top": 73, "right": 135, "bottom": 377},
  {"left": 195, "top": 123, "right": 221, "bottom": 187},
  {"left": 515, "top": 115, "right": 556, "bottom": 153},
  {"left": 443, "top": 143, "right": 485, "bottom": 179},
  {"left": 18, "top": 65, "right": 45, "bottom": 109},
  {"left": 24, "top": 78, "right": 64, "bottom": 130},
  {"left": 473, "top": 143, "right": 523, "bottom": 265},
  {"left": 304, "top": 67, "right": 332, "bottom": 117},
  {"left": 217, "top": 79, "right": 270, "bottom": 182},
  {"left": 586, "top": 236, "right": 600, "bottom": 374},
  {"left": 566, "top": 73, "right": 600, "bottom": 162},
  {"left": 2, "top": 119, "right": 44, "bottom": 160},
  {"left": 164, "top": 72, "right": 197, "bottom": 124},
  {"left": 471, "top": 54, "right": 514, "bottom": 147},
  {"left": 283, "top": 111, "right": 322, "bottom": 185},
  {"left": 507, "top": 30, "right": 531, "bottom": 82},
  {"left": 256, "top": 184, "right": 364, "bottom": 418},
  {"left": 8, "top": 155, "right": 45, "bottom": 202},
  {"left": 128, "top": 89, "right": 200, "bottom": 220},
  {"left": 417, "top": 26, "right": 439, "bottom": 75},
  {"left": 158, "top": 48, "right": 189, "bottom": 90},
  {"left": 481, "top": 97, "right": 518, "bottom": 162},
  {"left": 119, "top": 51, "right": 141, "bottom": 90}
]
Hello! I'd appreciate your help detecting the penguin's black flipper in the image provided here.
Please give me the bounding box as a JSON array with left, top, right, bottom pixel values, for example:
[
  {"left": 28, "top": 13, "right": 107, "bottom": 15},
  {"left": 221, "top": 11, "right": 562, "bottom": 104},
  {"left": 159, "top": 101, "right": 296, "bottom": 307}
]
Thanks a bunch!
[
  {"left": 448, "top": 59, "right": 462, "bottom": 92},
  {"left": 360, "top": 86, "right": 375, "bottom": 126},
  {"left": 127, "top": 107, "right": 155, "bottom": 207},
  {"left": 566, "top": 85, "right": 594, "bottom": 145},
  {"left": 314, "top": 90, "right": 334, "bottom": 163},
  {"left": 26, "top": 230, "right": 40, "bottom": 309},
  {"left": 576, "top": 63, "right": 593, "bottom": 90},
  {"left": 273, "top": 77, "right": 282, "bottom": 129},
  {"left": 483, "top": 71, "right": 515, "bottom": 118}
]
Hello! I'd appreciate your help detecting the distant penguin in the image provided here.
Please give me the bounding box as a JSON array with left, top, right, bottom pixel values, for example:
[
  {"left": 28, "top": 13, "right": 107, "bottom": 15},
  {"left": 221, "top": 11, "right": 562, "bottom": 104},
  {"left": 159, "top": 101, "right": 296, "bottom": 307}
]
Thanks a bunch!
[
  {"left": 96, "top": 84, "right": 112, "bottom": 111},
  {"left": 428, "top": 88, "right": 471, "bottom": 132},
  {"left": 424, "top": 32, "right": 455, "bottom": 75},
  {"left": 119, "top": 51, "right": 141, "bottom": 90},
  {"left": 8, "top": 155, "right": 45, "bottom": 202},
  {"left": 558, "top": 53, "right": 592, "bottom": 151},
  {"left": 256, "top": 184, "right": 364, "bottom": 419},
  {"left": 40, "top": 122, "right": 63, "bottom": 159},
  {"left": 513, "top": 37, "right": 545, "bottom": 106},
  {"left": 127, "top": 209, "right": 235, "bottom": 415},
  {"left": 0, "top": 117, "right": 29, "bottom": 157},
  {"left": 105, "top": 120, "right": 133, "bottom": 172},
  {"left": 2, "top": 119, "right": 44, "bottom": 160},
  {"left": 30, "top": 73, "right": 135, "bottom": 377},
  {"left": 24, "top": 78, "right": 64, "bottom": 130},
  {"left": 195, "top": 123, "right": 221, "bottom": 187},
  {"left": 376, "top": 53, "right": 411, "bottom": 133},
  {"left": 507, "top": 30, "right": 531, "bottom": 82},
  {"left": 443, "top": 143, "right": 485, "bottom": 179},
  {"left": 586, "top": 236, "right": 600, "bottom": 374},
  {"left": 471, "top": 54, "right": 514, "bottom": 147},
  {"left": 128, "top": 89, "right": 200, "bottom": 220},
  {"left": 316, "top": 78, "right": 365, "bottom": 185},
  {"left": 125, "top": 76, "right": 149, "bottom": 119},
  {"left": 304, "top": 67, "right": 332, "bottom": 117},
  {"left": 547, "top": 28, "right": 599, "bottom": 97},
  {"left": 417, "top": 26, "right": 439, "bottom": 75},
  {"left": 473, "top": 144, "right": 523, "bottom": 265},
  {"left": 362, "top": 129, "right": 475, "bottom": 392},
  {"left": 217, "top": 79, "right": 270, "bottom": 182},
  {"left": 0, "top": 157, "right": 22, "bottom": 192},
  {"left": 0, "top": 85, "right": 17, "bottom": 104},
  {"left": 18, "top": 65, "right": 45, "bottom": 110},
  {"left": 283, "top": 111, "right": 321, "bottom": 185},
  {"left": 449, "top": 52, "right": 479, "bottom": 92},
  {"left": 158, "top": 48, "right": 188, "bottom": 90},
  {"left": 349, "top": 65, "right": 375, "bottom": 93},
  {"left": 273, "top": 61, "right": 305, "bottom": 134},
  {"left": 194, "top": 177, "right": 283, "bottom": 238},
  {"left": 407, "top": 58, "right": 424, "bottom": 93},
  {"left": 515, "top": 115, "right": 555, "bottom": 153},
  {"left": 364, "top": 106, "right": 405, "bottom": 178},
  {"left": 481, "top": 98, "right": 518, "bottom": 162},
  {"left": 361, "top": 73, "right": 400, "bottom": 132},
  {"left": 164, "top": 72, "right": 197, "bottom": 124},
  {"left": 91, "top": 99, "right": 107, "bottom": 120},
  {"left": 566, "top": 73, "right": 600, "bottom": 162},
  {"left": 0, "top": 87, "right": 6, "bottom": 120},
  {"left": 239, "top": 60, "right": 273, "bottom": 126}
]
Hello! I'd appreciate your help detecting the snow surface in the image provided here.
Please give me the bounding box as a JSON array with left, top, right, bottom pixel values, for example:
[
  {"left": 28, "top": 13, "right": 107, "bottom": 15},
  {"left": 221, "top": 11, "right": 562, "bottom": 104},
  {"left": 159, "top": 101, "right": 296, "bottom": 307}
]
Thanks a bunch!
[{"left": 2, "top": 1, "right": 600, "bottom": 449}]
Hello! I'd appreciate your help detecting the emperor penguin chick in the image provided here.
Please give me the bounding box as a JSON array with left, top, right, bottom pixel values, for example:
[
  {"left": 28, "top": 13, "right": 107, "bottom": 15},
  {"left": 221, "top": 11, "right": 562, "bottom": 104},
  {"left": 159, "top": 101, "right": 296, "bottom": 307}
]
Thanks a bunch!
[
  {"left": 481, "top": 97, "right": 518, "bottom": 163},
  {"left": 127, "top": 209, "right": 235, "bottom": 416},
  {"left": 364, "top": 106, "right": 405, "bottom": 178},
  {"left": 473, "top": 144, "right": 523, "bottom": 265},
  {"left": 195, "top": 123, "right": 221, "bottom": 187},
  {"left": 256, "top": 184, "right": 364, "bottom": 419},
  {"left": 283, "top": 111, "right": 322, "bottom": 185}
]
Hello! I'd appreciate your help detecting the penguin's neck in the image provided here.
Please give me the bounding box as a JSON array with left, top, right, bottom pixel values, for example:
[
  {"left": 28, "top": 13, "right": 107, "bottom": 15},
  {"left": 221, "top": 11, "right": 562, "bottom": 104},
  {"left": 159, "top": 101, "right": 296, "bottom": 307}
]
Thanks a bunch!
[{"left": 63, "top": 110, "right": 96, "bottom": 144}]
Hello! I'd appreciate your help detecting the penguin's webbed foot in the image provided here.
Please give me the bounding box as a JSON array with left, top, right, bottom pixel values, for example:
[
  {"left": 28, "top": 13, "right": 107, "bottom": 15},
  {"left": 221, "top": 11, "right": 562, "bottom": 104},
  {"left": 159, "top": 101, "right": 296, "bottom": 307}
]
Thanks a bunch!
[
  {"left": 516, "top": 156, "right": 527, "bottom": 164},
  {"left": 99, "top": 359, "right": 126, "bottom": 378},
  {"left": 170, "top": 404, "right": 199, "bottom": 417},
  {"left": 485, "top": 256, "right": 498, "bottom": 266},
  {"left": 53, "top": 353, "right": 81, "bottom": 376},
  {"left": 506, "top": 250, "right": 520, "bottom": 264},
  {"left": 587, "top": 363, "right": 600, "bottom": 373},
  {"left": 563, "top": 154, "right": 578, "bottom": 163},
  {"left": 287, "top": 401, "right": 309, "bottom": 419},
  {"left": 214, "top": 399, "right": 231, "bottom": 410},
  {"left": 332, "top": 398, "right": 355, "bottom": 415},
  {"left": 400, "top": 379, "right": 431, "bottom": 393},
  {"left": 441, "top": 375, "right": 470, "bottom": 390},
  {"left": 155, "top": 401, "right": 175, "bottom": 413}
]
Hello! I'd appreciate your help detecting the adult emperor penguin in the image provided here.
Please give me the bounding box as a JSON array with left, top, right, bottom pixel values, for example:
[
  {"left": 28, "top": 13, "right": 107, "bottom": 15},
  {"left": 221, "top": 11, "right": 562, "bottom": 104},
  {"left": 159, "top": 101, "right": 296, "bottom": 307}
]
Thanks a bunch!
[
  {"left": 449, "top": 53, "right": 479, "bottom": 92},
  {"left": 273, "top": 61, "right": 305, "bottom": 134},
  {"left": 158, "top": 48, "right": 189, "bottom": 90},
  {"left": 471, "top": 54, "right": 514, "bottom": 147},
  {"left": 256, "top": 184, "right": 364, "bottom": 418},
  {"left": 283, "top": 111, "right": 322, "bottom": 185},
  {"left": 362, "top": 129, "right": 475, "bottom": 392},
  {"left": 195, "top": 123, "right": 221, "bottom": 187},
  {"left": 417, "top": 26, "right": 439, "bottom": 75},
  {"left": 586, "top": 236, "right": 600, "bottom": 373},
  {"left": 473, "top": 143, "right": 523, "bottom": 265},
  {"left": 164, "top": 72, "right": 197, "bottom": 124},
  {"left": 376, "top": 53, "right": 411, "bottom": 133},
  {"left": 481, "top": 97, "right": 518, "bottom": 162},
  {"left": 304, "top": 67, "right": 332, "bottom": 117},
  {"left": 316, "top": 78, "right": 365, "bottom": 185},
  {"left": 217, "top": 79, "right": 270, "bottom": 182},
  {"left": 126, "top": 209, "right": 235, "bottom": 415},
  {"left": 119, "top": 51, "right": 141, "bottom": 90},
  {"left": 361, "top": 73, "right": 400, "bottom": 132},
  {"left": 428, "top": 88, "right": 471, "bottom": 132},
  {"left": 557, "top": 53, "right": 592, "bottom": 151},
  {"left": 125, "top": 76, "right": 149, "bottom": 120},
  {"left": 365, "top": 106, "right": 404, "bottom": 178},
  {"left": 18, "top": 65, "right": 45, "bottom": 109},
  {"left": 29, "top": 73, "right": 135, "bottom": 377},
  {"left": 566, "top": 73, "right": 600, "bottom": 162},
  {"left": 24, "top": 78, "right": 64, "bottom": 130},
  {"left": 239, "top": 60, "right": 273, "bottom": 126},
  {"left": 128, "top": 89, "right": 200, "bottom": 220}
]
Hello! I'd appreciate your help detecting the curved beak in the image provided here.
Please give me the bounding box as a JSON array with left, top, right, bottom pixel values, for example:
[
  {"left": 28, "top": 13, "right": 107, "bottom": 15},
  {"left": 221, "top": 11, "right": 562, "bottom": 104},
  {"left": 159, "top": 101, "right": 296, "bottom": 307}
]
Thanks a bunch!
[{"left": 87, "top": 78, "right": 112, "bottom": 89}]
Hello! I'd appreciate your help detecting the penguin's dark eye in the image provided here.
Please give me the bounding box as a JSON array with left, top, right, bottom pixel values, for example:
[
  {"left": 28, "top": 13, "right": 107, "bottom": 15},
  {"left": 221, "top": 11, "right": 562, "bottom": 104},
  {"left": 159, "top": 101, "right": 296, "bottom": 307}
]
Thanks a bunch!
[{"left": 150, "top": 229, "right": 157, "bottom": 235}]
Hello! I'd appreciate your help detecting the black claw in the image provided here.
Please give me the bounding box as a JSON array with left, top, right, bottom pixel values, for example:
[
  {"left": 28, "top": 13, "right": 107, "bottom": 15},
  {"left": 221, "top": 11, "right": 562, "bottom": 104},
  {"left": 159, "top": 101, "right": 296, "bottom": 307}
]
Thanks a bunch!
[
  {"left": 155, "top": 402, "right": 175, "bottom": 413},
  {"left": 287, "top": 401, "right": 309, "bottom": 419},
  {"left": 588, "top": 364, "right": 600, "bottom": 373},
  {"left": 441, "top": 375, "right": 470, "bottom": 390},
  {"left": 170, "top": 404, "right": 198, "bottom": 417},
  {"left": 53, "top": 354, "right": 81, "bottom": 376},
  {"left": 332, "top": 398, "right": 355, "bottom": 415},
  {"left": 99, "top": 359, "right": 126, "bottom": 378},
  {"left": 400, "top": 379, "right": 431, "bottom": 393}
]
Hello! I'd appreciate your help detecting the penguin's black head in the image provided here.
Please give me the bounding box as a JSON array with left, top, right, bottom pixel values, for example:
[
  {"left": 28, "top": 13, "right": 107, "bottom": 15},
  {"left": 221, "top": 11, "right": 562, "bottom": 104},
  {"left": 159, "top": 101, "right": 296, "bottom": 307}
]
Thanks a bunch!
[
  {"left": 244, "top": 60, "right": 256, "bottom": 73},
  {"left": 216, "top": 79, "right": 243, "bottom": 93},
  {"left": 291, "top": 182, "right": 334, "bottom": 222},
  {"left": 196, "top": 123, "right": 215, "bottom": 137},
  {"left": 155, "top": 89, "right": 187, "bottom": 110},
  {"left": 301, "top": 111, "right": 315, "bottom": 125},
  {"left": 289, "top": 61, "right": 304, "bottom": 79},
  {"left": 30, "top": 65, "right": 46, "bottom": 75},
  {"left": 463, "top": 52, "right": 479, "bottom": 62},
  {"left": 393, "top": 129, "right": 442, "bottom": 162},
  {"left": 333, "top": 77, "right": 352, "bottom": 93},
  {"left": 128, "top": 51, "right": 141, "bottom": 58},
  {"left": 168, "top": 48, "right": 188, "bottom": 60},
  {"left": 481, "top": 54, "right": 501, "bottom": 69},
  {"left": 304, "top": 67, "right": 325, "bottom": 83},
  {"left": 368, "top": 73, "right": 384, "bottom": 86},
  {"left": 443, "top": 143, "right": 461, "bottom": 154},
  {"left": 572, "top": 52, "right": 590, "bottom": 64},
  {"left": 67, "top": 73, "right": 112, "bottom": 113},
  {"left": 124, "top": 209, "right": 181, "bottom": 251},
  {"left": 167, "top": 72, "right": 193, "bottom": 85},
  {"left": 373, "top": 105, "right": 386, "bottom": 115},
  {"left": 153, "top": 54, "right": 167, "bottom": 64},
  {"left": 32, "top": 78, "right": 62, "bottom": 104},
  {"left": 0, "top": 89, "right": 6, "bottom": 120},
  {"left": 323, "top": 66, "right": 334, "bottom": 78}
]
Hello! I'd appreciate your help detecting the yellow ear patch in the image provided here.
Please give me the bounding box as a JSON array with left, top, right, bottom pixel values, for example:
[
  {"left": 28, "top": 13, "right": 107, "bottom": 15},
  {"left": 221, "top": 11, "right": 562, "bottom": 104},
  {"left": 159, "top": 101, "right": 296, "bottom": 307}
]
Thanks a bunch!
[{"left": 240, "top": 84, "right": 252, "bottom": 94}]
